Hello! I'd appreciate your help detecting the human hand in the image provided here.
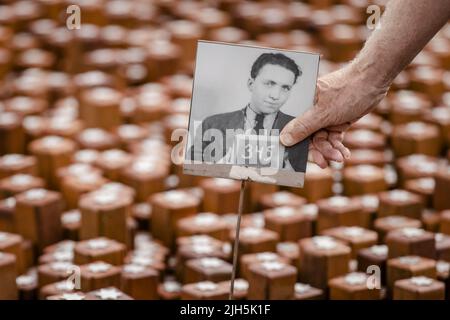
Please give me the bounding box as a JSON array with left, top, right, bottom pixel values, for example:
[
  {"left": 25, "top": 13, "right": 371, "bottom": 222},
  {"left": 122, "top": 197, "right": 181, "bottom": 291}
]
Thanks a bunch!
[{"left": 280, "top": 64, "right": 390, "bottom": 168}]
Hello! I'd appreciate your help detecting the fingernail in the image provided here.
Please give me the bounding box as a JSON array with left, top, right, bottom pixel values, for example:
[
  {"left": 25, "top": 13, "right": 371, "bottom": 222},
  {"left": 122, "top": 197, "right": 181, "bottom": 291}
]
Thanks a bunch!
[
  {"left": 345, "top": 148, "right": 351, "bottom": 159},
  {"left": 280, "top": 133, "right": 294, "bottom": 146}
]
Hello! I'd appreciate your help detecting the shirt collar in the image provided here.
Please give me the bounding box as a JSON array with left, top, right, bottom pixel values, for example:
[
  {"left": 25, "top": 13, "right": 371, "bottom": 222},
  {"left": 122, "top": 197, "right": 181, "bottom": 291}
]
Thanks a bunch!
[{"left": 245, "top": 105, "right": 278, "bottom": 121}]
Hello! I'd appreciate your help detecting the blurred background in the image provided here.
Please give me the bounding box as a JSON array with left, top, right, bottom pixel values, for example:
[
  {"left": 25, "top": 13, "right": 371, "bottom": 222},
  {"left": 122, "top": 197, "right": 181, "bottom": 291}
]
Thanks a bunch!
[{"left": 0, "top": 0, "right": 449, "bottom": 301}]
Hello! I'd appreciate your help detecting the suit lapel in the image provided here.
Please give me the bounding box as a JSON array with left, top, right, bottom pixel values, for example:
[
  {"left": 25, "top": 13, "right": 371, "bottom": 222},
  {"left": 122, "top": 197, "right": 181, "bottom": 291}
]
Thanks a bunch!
[
  {"left": 272, "top": 112, "right": 281, "bottom": 130},
  {"left": 273, "top": 112, "right": 285, "bottom": 131},
  {"left": 233, "top": 107, "right": 246, "bottom": 130}
]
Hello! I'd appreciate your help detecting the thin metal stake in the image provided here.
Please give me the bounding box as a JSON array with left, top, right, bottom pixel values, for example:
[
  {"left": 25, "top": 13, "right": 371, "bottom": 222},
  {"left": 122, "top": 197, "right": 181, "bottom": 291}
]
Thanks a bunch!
[{"left": 229, "top": 179, "right": 247, "bottom": 300}]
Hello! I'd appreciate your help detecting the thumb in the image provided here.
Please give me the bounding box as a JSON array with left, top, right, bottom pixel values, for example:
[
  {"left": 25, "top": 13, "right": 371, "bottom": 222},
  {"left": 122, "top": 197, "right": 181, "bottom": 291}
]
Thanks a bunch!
[{"left": 280, "top": 107, "right": 324, "bottom": 146}]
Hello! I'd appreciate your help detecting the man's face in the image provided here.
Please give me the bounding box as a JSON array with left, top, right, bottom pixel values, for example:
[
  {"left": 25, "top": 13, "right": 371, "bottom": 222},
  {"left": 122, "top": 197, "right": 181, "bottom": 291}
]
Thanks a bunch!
[{"left": 248, "top": 63, "right": 296, "bottom": 114}]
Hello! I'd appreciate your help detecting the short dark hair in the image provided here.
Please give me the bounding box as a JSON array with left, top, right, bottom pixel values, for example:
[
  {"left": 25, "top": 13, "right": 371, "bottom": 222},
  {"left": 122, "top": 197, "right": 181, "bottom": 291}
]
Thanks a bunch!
[{"left": 250, "top": 53, "right": 302, "bottom": 83}]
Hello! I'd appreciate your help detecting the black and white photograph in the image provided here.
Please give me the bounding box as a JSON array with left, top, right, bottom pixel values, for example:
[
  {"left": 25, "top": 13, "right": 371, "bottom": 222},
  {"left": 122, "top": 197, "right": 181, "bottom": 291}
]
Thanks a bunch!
[{"left": 184, "top": 41, "right": 320, "bottom": 187}]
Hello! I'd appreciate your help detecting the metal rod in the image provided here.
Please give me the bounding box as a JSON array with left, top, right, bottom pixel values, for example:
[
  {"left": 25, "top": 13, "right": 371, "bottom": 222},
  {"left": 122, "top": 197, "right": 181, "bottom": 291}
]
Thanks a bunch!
[{"left": 229, "top": 179, "right": 247, "bottom": 300}]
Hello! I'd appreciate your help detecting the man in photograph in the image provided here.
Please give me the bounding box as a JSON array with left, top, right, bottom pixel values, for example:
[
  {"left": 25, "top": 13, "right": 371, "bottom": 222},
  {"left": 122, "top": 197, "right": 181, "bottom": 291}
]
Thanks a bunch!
[{"left": 189, "top": 52, "right": 309, "bottom": 172}]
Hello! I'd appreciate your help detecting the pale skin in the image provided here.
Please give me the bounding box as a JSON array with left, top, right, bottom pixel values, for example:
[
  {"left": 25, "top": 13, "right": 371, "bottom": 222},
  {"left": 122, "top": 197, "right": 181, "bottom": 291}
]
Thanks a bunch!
[
  {"left": 247, "top": 64, "right": 295, "bottom": 115},
  {"left": 247, "top": 63, "right": 297, "bottom": 167},
  {"left": 280, "top": 0, "right": 450, "bottom": 168}
]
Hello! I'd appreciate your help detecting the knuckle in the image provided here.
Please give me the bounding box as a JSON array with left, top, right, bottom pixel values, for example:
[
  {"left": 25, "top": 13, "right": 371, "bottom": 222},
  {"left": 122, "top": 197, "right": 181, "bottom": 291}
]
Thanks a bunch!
[{"left": 291, "top": 118, "right": 310, "bottom": 139}]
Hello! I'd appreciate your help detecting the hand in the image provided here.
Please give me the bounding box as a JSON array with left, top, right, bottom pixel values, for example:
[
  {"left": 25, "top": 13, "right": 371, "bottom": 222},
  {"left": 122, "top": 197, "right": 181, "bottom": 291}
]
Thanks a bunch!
[{"left": 280, "top": 64, "right": 390, "bottom": 168}]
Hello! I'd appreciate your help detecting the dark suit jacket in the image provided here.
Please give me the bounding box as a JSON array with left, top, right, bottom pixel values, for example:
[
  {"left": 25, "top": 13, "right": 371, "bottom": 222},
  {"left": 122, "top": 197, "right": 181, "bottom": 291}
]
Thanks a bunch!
[{"left": 189, "top": 107, "right": 309, "bottom": 172}]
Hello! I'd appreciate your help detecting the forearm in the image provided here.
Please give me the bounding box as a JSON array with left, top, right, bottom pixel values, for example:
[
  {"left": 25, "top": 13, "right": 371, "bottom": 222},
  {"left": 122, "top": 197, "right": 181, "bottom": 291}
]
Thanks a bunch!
[{"left": 352, "top": 0, "right": 450, "bottom": 89}]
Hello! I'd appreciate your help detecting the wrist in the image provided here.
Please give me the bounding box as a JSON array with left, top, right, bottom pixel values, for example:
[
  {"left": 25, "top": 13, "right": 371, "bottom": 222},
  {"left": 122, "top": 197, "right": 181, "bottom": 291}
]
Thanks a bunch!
[{"left": 349, "top": 55, "right": 392, "bottom": 94}]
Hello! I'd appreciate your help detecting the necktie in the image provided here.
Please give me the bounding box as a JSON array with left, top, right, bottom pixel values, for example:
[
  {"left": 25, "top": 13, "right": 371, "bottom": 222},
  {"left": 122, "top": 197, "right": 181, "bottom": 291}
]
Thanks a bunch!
[{"left": 253, "top": 113, "right": 265, "bottom": 133}]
